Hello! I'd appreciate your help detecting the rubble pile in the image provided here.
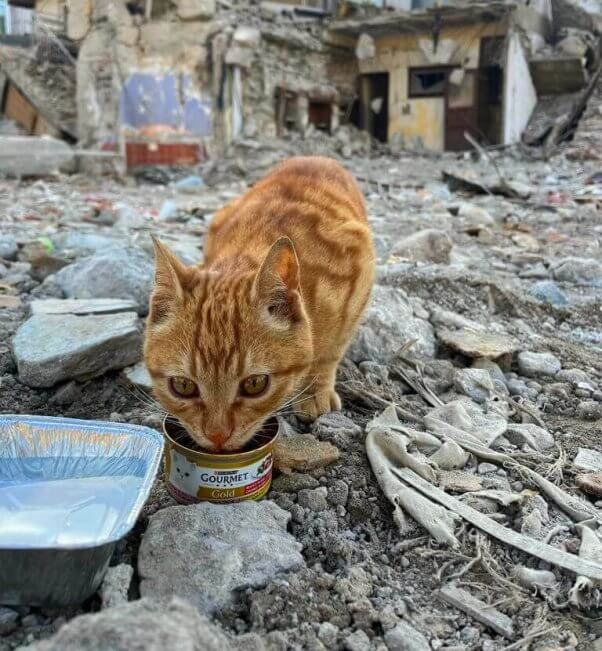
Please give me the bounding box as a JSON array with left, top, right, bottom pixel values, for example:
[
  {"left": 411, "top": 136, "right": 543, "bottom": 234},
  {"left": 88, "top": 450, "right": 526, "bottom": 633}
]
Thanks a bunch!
[{"left": 1, "top": 134, "right": 601, "bottom": 650}]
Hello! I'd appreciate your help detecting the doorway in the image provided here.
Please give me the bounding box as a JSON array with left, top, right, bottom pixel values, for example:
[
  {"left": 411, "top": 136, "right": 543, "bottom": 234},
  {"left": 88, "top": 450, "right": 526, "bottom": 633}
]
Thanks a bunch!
[
  {"left": 445, "top": 69, "right": 479, "bottom": 151},
  {"left": 359, "top": 73, "right": 389, "bottom": 142}
]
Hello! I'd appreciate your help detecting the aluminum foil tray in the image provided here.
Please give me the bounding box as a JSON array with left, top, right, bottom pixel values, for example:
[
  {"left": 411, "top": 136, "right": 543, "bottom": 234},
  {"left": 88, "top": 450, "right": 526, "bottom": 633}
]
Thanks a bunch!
[{"left": 0, "top": 414, "right": 163, "bottom": 607}]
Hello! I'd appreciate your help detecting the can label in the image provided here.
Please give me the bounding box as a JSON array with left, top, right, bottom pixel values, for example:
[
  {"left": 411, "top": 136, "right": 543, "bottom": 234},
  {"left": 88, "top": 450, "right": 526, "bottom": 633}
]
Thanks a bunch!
[{"left": 167, "top": 447, "right": 274, "bottom": 503}]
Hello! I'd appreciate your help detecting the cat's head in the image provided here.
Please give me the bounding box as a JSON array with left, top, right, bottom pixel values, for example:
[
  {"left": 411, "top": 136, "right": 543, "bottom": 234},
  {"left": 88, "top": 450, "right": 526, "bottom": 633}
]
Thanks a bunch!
[{"left": 144, "top": 236, "right": 312, "bottom": 451}]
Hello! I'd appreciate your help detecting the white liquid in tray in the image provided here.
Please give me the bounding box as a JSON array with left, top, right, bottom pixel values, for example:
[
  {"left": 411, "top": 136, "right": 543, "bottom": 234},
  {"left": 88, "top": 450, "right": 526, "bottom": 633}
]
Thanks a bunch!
[{"left": 0, "top": 475, "right": 143, "bottom": 547}]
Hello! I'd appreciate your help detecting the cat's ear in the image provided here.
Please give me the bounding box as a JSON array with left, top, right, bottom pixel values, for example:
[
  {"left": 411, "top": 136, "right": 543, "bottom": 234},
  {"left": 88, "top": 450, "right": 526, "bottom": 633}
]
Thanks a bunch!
[
  {"left": 149, "top": 235, "right": 190, "bottom": 324},
  {"left": 253, "top": 237, "right": 304, "bottom": 324}
]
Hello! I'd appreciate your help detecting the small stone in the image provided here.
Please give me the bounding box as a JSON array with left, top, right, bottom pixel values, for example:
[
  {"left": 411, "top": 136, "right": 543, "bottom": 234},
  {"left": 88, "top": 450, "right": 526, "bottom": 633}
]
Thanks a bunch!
[
  {"left": 138, "top": 501, "right": 304, "bottom": 615},
  {"left": 478, "top": 463, "right": 499, "bottom": 475},
  {"left": 123, "top": 361, "right": 153, "bottom": 391},
  {"left": 576, "top": 473, "right": 602, "bottom": 498},
  {"left": 456, "top": 203, "right": 494, "bottom": 230},
  {"left": 438, "top": 328, "right": 517, "bottom": 359},
  {"left": 12, "top": 312, "right": 142, "bottom": 388},
  {"left": 529, "top": 280, "right": 568, "bottom": 307},
  {"left": 557, "top": 368, "right": 591, "bottom": 384},
  {"left": 336, "top": 566, "right": 372, "bottom": 602},
  {"left": 345, "top": 629, "right": 370, "bottom": 651},
  {"left": 552, "top": 257, "right": 602, "bottom": 286},
  {"left": 507, "top": 378, "right": 529, "bottom": 396},
  {"left": 439, "top": 471, "right": 482, "bottom": 493},
  {"left": 390, "top": 229, "right": 453, "bottom": 264},
  {"left": 576, "top": 400, "right": 602, "bottom": 420},
  {"left": 100, "top": 563, "right": 133, "bottom": 609},
  {"left": 0, "top": 607, "right": 19, "bottom": 635},
  {"left": 173, "top": 0, "right": 215, "bottom": 19},
  {"left": 328, "top": 479, "right": 350, "bottom": 506},
  {"left": 505, "top": 424, "right": 554, "bottom": 452},
  {"left": 454, "top": 368, "right": 494, "bottom": 404},
  {"left": 384, "top": 620, "right": 430, "bottom": 651},
  {"left": 30, "top": 298, "right": 138, "bottom": 316},
  {"left": 517, "top": 351, "right": 561, "bottom": 377},
  {"left": 272, "top": 472, "right": 320, "bottom": 493},
  {"left": 297, "top": 487, "right": 328, "bottom": 512},
  {"left": 430, "top": 441, "right": 470, "bottom": 470},
  {"left": 0, "top": 234, "right": 18, "bottom": 261},
  {"left": 471, "top": 359, "right": 506, "bottom": 385},
  {"left": 318, "top": 622, "right": 339, "bottom": 646},
  {"left": 313, "top": 412, "right": 362, "bottom": 437}
]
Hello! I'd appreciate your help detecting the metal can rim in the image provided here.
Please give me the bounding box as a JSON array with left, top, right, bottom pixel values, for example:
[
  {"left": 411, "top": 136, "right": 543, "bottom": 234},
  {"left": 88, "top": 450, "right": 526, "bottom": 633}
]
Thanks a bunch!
[{"left": 162, "top": 415, "right": 281, "bottom": 465}]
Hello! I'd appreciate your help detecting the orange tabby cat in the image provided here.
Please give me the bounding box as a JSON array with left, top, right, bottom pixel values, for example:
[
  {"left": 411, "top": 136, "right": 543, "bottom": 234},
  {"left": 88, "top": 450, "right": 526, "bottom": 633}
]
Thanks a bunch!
[{"left": 144, "top": 156, "right": 375, "bottom": 451}]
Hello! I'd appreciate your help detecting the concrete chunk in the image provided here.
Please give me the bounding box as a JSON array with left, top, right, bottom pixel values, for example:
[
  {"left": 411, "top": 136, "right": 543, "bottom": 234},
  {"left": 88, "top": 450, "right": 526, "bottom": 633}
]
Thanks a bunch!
[
  {"left": 574, "top": 448, "right": 602, "bottom": 473},
  {"left": 0, "top": 137, "right": 73, "bottom": 177},
  {"left": 30, "top": 298, "right": 138, "bottom": 316},
  {"left": 12, "top": 312, "right": 142, "bottom": 387}
]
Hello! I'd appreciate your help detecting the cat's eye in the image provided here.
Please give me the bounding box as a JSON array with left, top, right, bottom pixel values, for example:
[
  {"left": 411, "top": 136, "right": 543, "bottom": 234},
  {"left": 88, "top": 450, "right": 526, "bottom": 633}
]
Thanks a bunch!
[
  {"left": 169, "top": 376, "right": 199, "bottom": 398},
  {"left": 240, "top": 374, "right": 269, "bottom": 397}
]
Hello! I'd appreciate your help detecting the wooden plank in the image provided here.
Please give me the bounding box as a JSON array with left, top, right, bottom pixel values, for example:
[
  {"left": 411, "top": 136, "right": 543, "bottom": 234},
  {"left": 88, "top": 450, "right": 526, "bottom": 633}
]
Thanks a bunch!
[
  {"left": 4, "top": 83, "right": 38, "bottom": 134},
  {"left": 439, "top": 584, "right": 515, "bottom": 640}
]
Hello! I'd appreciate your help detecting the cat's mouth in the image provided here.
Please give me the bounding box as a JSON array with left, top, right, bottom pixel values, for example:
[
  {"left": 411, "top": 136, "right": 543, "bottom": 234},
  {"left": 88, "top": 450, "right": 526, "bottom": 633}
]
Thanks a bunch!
[{"left": 173, "top": 418, "right": 270, "bottom": 453}]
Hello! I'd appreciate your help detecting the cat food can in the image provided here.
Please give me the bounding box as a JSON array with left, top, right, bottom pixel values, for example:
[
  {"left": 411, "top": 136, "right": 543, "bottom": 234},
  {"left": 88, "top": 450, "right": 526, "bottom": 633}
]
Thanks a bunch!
[{"left": 162, "top": 417, "right": 280, "bottom": 504}]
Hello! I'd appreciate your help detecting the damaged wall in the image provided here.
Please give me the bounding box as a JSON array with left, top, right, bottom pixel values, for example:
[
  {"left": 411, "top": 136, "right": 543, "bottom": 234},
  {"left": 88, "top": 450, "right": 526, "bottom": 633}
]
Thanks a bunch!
[
  {"left": 356, "top": 22, "right": 508, "bottom": 151},
  {"left": 503, "top": 30, "right": 537, "bottom": 144}
]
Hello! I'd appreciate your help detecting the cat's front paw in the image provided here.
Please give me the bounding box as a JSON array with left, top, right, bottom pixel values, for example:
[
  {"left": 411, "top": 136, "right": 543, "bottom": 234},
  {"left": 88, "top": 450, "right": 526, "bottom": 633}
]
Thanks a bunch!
[{"left": 294, "top": 389, "right": 342, "bottom": 422}]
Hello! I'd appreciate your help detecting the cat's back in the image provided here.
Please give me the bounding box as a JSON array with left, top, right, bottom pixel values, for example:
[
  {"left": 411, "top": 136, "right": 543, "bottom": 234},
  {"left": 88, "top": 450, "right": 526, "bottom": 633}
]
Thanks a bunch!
[{"left": 205, "top": 157, "right": 371, "bottom": 266}]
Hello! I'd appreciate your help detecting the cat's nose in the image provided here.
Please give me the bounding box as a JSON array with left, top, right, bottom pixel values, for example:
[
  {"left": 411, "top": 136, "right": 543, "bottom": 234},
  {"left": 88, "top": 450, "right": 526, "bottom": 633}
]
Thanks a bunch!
[{"left": 207, "top": 431, "right": 228, "bottom": 447}]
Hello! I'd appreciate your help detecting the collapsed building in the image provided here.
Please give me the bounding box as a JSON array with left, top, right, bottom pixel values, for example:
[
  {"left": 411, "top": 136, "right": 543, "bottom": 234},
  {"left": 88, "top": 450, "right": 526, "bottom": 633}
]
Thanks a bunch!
[{"left": 0, "top": 0, "right": 600, "bottom": 166}]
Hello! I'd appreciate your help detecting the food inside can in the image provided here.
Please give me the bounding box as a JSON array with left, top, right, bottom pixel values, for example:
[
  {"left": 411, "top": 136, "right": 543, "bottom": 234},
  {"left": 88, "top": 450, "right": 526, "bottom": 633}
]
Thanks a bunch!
[{"left": 162, "top": 417, "right": 280, "bottom": 504}]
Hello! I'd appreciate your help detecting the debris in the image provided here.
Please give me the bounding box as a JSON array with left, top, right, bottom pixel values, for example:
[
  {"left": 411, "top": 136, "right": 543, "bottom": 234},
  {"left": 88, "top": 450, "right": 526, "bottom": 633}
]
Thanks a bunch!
[
  {"left": 274, "top": 433, "right": 340, "bottom": 473},
  {"left": 443, "top": 170, "right": 531, "bottom": 200},
  {"left": 0, "top": 137, "right": 73, "bottom": 177},
  {"left": 19, "top": 598, "right": 231, "bottom": 651},
  {"left": 12, "top": 312, "right": 142, "bottom": 388},
  {"left": 574, "top": 448, "right": 602, "bottom": 473},
  {"left": 383, "top": 621, "right": 430, "bottom": 651},
  {"left": 517, "top": 351, "right": 561, "bottom": 377},
  {"left": 348, "top": 285, "right": 436, "bottom": 363},
  {"left": 389, "top": 229, "right": 453, "bottom": 264},
  {"left": 439, "top": 471, "right": 483, "bottom": 493},
  {"left": 437, "top": 328, "right": 518, "bottom": 360},
  {"left": 30, "top": 298, "right": 138, "bottom": 316},
  {"left": 100, "top": 564, "right": 133, "bottom": 609},
  {"left": 138, "top": 501, "right": 304, "bottom": 615},
  {"left": 172, "top": 175, "right": 205, "bottom": 192},
  {"left": 439, "top": 584, "right": 515, "bottom": 640}
]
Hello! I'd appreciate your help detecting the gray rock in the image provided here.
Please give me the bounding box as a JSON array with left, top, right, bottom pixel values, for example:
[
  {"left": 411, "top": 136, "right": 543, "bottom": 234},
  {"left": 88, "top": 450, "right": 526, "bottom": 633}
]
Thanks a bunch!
[
  {"left": 506, "top": 424, "right": 554, "bottom": 452},
  {"left": 517, "top": 351, "right": 561, "bottom": 377},
  {"left": 0, "top": 235, "right": 18, "bottom": 261},
  {"left": 471, "top": 359, "right": 506, "bottom": 386},
  {"left": 0, "top": 607, "right": 19, "bottom": 635},
  {"left": 100, "top": 563, "right": 133, "bottom": 609},
  {"left": 19, "top": 598, "right": 231, "bottom": 651},
  {"left": 574, "top": 448, "right": 602, "bottom": 472},
  {"left": 384, "top": 621, "right": 430, "bottom": 651},
  {"left": 328, "top": 479, "right": 350, "bottom": 506},
  {"left": 312, "top": 412, "right": 362, "bottom": 437},
  {"left": 454, "top": 368, "right": 494, "bottom": 404},
  {"left": 47, "top": 246, "right": 155, "bottom": 315},
  {"left": 507, "top": 378, "right": 529, "bottom": 397},
  {"left": 576, "top": 400, "right": 602, "bottom": 420},
  {"left": 272, "top": 472, "right": 319, "bottom": 493},
  {"left": 348, "top": 285, "right": 436, "bottom": 363},
  {"left": 390, "top": 229, "right": 452, "bottom": 264},
  {"left": 53, "top": 232, "right": 120, "bottom": 256},
  {"left": 456, "top": 203, "right": 494, "bottom": 229},
  {"left": 318, "top": 622, "right": 339, "bottom": 646},
  {"left": 478, "top": 463, "right": 499, "bottom": 475},
  {"left": 552, "top": 257, "right": 602, "bottom": 286},
  {"left": 557, "top": 368, "right": 591, "bottom": 384},
  {"left": 335, "top": 566, "right": 372, "bottom": 602},
  {"left": 298, "top": 487, "right": 328, "bottom": 512},
  {"left": 529, "top": 280, "right": 568, "bottom": 307},
  {"left": 344, "top": 629, "right": 370, "bottom": 651},
  {"left": 12, "top": 312, "right": 142, "bottom": 388},
  {"left": 430, "top": 440, "right": 470, "bottom": 470},
  {"left": 138, "top": 501, "right": 304, "bottom": 615},
  {"left": 174, "top": 0, "right": 215, "bottom": 19},
  {"left": 123, "top": 361, "right": 153, "bottom": 390}
]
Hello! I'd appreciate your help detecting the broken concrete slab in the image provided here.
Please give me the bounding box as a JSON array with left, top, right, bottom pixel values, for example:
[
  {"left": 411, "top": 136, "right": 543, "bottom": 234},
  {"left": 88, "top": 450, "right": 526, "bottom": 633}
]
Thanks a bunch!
[
  {"left": 138, "top": 501, "right": 304, "bottom": 615},
  {"left": 439, "top": 584, "right": 514, "bottom": 640},
  {"left": 274, "top": 433, "right": 340, "bottom": 473},
  {"left": 30, "top": 298, "right": 138, "bottom": 316},
  {"left": 12, "top": 312, "right": 142, "bottom": 388},
  {"left": 0, "top": 137, "right": 74, "bottom": 177},
  {"left": 574, "top": 448, "right": 602, "bottom": 473}
]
